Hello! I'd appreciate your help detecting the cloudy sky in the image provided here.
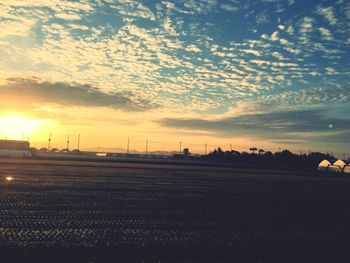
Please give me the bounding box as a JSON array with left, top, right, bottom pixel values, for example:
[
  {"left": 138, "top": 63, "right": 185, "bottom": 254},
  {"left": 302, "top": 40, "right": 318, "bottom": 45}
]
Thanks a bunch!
[{"left": 0, "top": 0, "right": 349, "bottom": 154}]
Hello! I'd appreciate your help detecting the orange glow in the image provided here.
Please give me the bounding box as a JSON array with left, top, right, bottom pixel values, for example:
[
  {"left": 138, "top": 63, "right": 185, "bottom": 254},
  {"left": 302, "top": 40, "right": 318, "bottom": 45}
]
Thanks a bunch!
[
  {"left": 0, "top": 115, "right": 50, "bottom": 140},
  {"left": 6, "top": 176, "right": 14, "bottom": 181}
]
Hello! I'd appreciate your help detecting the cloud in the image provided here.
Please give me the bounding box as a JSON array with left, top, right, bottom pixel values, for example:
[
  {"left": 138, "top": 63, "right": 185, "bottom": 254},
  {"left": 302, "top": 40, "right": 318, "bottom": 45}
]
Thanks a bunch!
[
  {"left": 0, "top": 18, "right": 35, "bottom": 38},
  {"left": 260, "top": 31, "right": 289, "bottom": 45},
  {"left": 0, "top": 0, "right": 349, "bottom": 138},
  {"left": 271, "top": 31, "right": 279, "bottom": 41},
  {"left": 256, "top": 10, "right": 269, "bottom": 24},
  {"left": 298, "top": 16, "right": 315, "bottom": 44},
  {"left": 286, "top": 25, "right": 294, "bottom": 34},
  {"left": 160, "top": 109, "right": 350, "bottom": 144},
  {"left": 318, "top": 27, "right": 334, "bottom": 41},
  {"left": 161, "top": 1, "right": 192, "bottom": 14},
  {"left": 186, "top": 44, "right": 202, "bottom": 53},
  {"left": 220, "top": 3, "right": 239, "bottom": 13},
  {"left": 299, "top": 17, "right": 314, "bottom": 34},
  {"left": 316, "top": 6, "right": 337, "bottom": 26},
  {"left": 0, "top": 78, "right": 155, "bottom": 111},
  {"left": 182, "top": 0, "right": 217, "bottom": 14},
  {"left": 256, "top": 85, "right": 350, "bottom": 108},
  {"left": 241, "top": 49, "right": 261, "bottom": 56},
  {"left": 102, "top": 0, "right": 157, "bottom": 21},
  {"left": 55, "top": 13, "right": 82, "bottom": 21},
  {"left": 163, "top": 17, "right": 179, "bottom": 36},
  {"left": 279, "top": 38, "right": 290, "bottom": 45}
]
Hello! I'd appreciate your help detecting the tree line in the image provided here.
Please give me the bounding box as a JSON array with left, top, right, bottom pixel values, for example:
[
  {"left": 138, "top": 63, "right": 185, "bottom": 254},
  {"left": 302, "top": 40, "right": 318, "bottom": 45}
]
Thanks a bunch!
[{"left": 201, "top": 148, "right": 335, "bottom": 171}]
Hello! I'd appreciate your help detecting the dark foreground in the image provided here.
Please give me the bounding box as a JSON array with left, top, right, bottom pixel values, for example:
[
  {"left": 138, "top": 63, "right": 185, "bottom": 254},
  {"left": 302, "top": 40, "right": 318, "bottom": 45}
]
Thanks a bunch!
[{"left": 0, "top": 159, "right": 349, "bottom": 262}]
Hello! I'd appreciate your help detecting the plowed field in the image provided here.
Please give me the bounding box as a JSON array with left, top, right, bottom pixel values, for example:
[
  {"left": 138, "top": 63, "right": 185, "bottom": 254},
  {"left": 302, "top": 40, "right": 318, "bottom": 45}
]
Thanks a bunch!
[{"left": 0, "top": 159, "right": 349, "bottom": 262}]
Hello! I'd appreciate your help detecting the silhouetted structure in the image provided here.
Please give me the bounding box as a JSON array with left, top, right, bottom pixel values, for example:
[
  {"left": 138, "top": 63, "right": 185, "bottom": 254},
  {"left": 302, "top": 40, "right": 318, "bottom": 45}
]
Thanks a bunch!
[
  {"left": 0, "top": 140, "right": 30, "bottom": 150},
  {"left": 71, "top": 149, "right": 82, "bottom": 155},
  {"left": 183, "top": 148, "right": 190, "bottom": 156},
  {"left": 60, "top": 148, "right": 70, "bottom": 154},
  {"left": 49, "top": 148, "right": 59, "bottom": 153},
  {"left": 0, "top": 140, "right": 32, "bottom": 157},
  {"left": 202, "top": 148, "right": 336, "bottom": 172}
]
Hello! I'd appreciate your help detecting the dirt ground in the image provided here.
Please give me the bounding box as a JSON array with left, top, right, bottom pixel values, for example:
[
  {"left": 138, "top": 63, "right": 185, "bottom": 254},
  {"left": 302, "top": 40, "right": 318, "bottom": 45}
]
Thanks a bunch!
[{"left": 0, "top": 158, "right": 349, "bottom": 262}]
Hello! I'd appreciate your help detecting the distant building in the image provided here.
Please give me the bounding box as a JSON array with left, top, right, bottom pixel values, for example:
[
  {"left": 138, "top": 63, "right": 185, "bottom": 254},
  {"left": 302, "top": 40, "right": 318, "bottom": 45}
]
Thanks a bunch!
[
  {"left": 0, "top": 140, "right": 30, "bottom": 150},
  {"left": 183, "top": 148, "right": 190, "bottom": 156},
  {"left": 0, "top": 140, "right": 32, "bottom": 157}
]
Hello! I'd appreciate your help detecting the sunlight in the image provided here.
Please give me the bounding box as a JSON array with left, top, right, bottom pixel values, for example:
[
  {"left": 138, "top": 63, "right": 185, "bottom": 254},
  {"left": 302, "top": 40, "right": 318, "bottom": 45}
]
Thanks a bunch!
[{"left": 0, "top": 115, "right": 46, "bottom": 140}]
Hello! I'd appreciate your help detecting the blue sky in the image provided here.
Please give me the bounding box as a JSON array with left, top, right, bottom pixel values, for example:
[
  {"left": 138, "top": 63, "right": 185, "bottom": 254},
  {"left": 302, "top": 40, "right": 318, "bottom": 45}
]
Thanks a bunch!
[{"left": 0, "top": 0, "right": 349, "bottom": 153}]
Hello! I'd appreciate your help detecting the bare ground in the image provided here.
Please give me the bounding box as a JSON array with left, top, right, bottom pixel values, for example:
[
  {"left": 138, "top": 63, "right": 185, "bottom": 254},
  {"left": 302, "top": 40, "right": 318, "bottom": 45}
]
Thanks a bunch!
[{"left": 0, "top": 158, "right": 349, "bottom": 262}]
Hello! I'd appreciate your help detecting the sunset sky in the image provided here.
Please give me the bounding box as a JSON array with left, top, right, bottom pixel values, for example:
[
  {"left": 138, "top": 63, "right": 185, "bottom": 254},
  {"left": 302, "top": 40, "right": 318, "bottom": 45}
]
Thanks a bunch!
[{"left": 0, "top": 0, "right": 349, "bottom": 154}]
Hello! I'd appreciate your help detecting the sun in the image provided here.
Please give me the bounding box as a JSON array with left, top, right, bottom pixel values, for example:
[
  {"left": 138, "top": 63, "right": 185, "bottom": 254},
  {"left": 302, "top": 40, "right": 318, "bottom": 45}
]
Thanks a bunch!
[{"left": 0, "top": 115, "right": 45, "bottom": 140}]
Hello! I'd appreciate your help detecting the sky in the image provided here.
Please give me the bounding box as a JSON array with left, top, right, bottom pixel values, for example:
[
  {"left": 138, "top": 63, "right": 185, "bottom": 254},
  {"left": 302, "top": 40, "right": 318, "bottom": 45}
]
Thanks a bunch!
[{"left": 0, "top": 0, "right": 349, "bottom": 155}]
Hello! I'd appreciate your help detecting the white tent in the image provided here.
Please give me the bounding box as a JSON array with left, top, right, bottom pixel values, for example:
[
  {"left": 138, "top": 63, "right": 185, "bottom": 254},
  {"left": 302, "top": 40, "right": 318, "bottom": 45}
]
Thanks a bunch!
[
  {"left": 343, "top": 166, "right": 350, "bottom": 174},
  {"left": 318, "top": 159, "right": 331, "bottom": 171},
  {"left": 327, "top": 165, "right": 343, "bottom": 173},
  {"left": 334, "top": 160, "right": 346, "bottom": 169}
]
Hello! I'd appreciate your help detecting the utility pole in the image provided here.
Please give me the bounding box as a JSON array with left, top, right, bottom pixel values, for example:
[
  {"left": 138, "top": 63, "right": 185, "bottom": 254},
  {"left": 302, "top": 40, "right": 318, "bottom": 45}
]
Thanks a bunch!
[
  {"left": 205, "top": 143, "right": 207, "bottom": 155},
  {"left": 126, "top": 137, "right": 130, "bottom": 154},
  {"left": 230, "top": 144, "right": 232, "bottom": 151},
  {"left": 145, "top": 139, "right": 148, "bottom": 156},
  {"left": 77, "top": 134, "right": 80, "bottom": 150},
  {"left": 179, "top": 141, "right": 182, "bottom": 154},
  {"left": 48, "top": 132, "right": 52, "bottom": 150},
  {"left": 66, "top": 135, "right": 70, "bottom": 150}
]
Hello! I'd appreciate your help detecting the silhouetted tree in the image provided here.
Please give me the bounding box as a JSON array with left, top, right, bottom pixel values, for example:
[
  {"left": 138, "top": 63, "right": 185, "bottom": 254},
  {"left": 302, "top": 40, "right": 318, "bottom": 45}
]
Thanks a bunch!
[
  {"left": 201, "top": 147, "right": 335, "bottom": 172},
  {"left": 217, "top": 147, "right": 224, "bottom": 156},
  {"left": 264, "top": 151, "right": 273, "bottom": 157},
  {"left": 249, "top": 147, "right": 257, "bottom": 154},
  {"left": 258, "top": 149, "right": 265, "bottom": 155}
]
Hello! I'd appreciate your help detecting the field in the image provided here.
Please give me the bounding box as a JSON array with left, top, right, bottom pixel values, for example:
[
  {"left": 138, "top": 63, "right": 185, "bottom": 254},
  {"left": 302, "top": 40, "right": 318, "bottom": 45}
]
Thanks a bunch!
[{"left": 0, "top": 158, "right": 350, "bottom": 262}]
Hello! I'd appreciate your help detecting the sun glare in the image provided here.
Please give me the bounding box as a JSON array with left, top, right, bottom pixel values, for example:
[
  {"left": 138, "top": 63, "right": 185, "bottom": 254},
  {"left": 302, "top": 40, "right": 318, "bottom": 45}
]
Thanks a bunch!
[{"left": 0, "top": 115, "right": 45, "bottom": 139}]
